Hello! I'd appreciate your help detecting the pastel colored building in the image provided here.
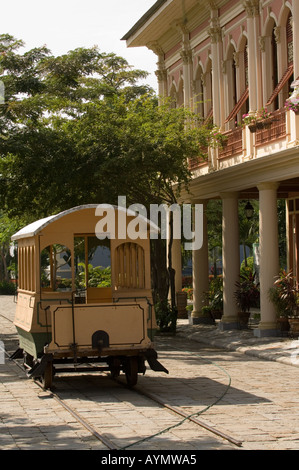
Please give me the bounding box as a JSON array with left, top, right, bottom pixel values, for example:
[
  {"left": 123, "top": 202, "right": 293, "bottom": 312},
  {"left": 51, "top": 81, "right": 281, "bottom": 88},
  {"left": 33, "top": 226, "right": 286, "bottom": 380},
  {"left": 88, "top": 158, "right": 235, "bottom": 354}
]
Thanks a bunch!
[{"left": 123, "top": 0, "right": 299, "bottom": 336}]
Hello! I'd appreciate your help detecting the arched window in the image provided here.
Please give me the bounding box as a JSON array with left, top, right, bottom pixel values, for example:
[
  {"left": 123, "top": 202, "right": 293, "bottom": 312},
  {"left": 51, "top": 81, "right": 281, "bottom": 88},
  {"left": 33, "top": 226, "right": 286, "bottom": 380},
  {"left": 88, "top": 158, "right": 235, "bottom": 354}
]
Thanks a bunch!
[
  {"left": 169, "top": 82, "right": 177, "bottom": 108},
  {"left": 193, "top": 65, "right": 204, "bottom": 118},
  {"left": 177, "top": 77, "right": 184, "bottom": 107},
  {"left": 266, "top": 11, "right": 293, "bottom": 110},
  {"left": 224, "top": 40, "right": 249, "bottom": 127},
  {"left": 204, "top": 59, "right": 213, "bottom": 122},
  {"left": 271, "top": 27, "right": 279, "bottom": 110}
]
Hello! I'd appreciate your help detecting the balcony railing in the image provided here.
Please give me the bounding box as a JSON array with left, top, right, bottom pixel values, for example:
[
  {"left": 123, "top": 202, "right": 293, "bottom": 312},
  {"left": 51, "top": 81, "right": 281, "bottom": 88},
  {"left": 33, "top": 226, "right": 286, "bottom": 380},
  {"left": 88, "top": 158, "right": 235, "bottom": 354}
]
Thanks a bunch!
[
  {"left": 218, "top": 127, "right": 243, "bottom": 160},
  {"left": 189, "top": 148, "right": 208, "bottom": 170},
  {"left": 255, "top": 108, "right": 286, "bottom": 146},
  {"left": 189, "top": 108, "right": 287, "bottom": 171}
]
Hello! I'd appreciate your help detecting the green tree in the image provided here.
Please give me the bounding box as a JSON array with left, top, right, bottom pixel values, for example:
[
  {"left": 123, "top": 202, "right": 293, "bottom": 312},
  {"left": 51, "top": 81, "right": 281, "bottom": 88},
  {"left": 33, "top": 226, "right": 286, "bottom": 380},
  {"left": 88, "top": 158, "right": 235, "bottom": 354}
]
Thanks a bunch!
[{"left": 0, "top": 35, "right": 222, "bottom": 308}]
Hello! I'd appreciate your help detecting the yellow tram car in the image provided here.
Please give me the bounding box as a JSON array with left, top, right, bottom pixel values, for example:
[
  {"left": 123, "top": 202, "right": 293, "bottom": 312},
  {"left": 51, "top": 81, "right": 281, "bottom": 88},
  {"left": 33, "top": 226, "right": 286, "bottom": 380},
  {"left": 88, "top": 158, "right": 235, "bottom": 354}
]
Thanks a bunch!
[{"left": 11, "top": 204, "right": 168, "bottom": 388}]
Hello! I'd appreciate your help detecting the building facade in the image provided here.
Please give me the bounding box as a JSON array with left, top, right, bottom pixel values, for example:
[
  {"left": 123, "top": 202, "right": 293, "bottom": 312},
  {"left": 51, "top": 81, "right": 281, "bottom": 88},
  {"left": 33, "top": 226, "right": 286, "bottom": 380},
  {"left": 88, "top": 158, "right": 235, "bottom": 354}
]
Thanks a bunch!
[{"left": 123, "top": 0, "right": 299, "bottom": 336}]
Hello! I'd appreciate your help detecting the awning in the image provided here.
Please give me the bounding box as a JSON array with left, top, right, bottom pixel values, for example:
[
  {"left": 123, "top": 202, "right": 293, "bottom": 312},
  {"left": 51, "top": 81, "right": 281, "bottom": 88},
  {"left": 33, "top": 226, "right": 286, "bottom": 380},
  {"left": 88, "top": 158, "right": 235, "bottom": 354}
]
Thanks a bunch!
[
  {"left": 266, "top": 64, "right": 294, "bottom": 106},
  {"left": 225, "top": 87, "right": 249, "bottom": 123}
]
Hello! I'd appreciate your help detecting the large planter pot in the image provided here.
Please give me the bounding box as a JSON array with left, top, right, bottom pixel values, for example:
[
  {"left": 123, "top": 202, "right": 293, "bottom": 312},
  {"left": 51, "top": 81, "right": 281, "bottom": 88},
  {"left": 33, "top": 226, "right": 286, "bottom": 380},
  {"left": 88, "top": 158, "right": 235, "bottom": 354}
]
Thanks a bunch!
[
  {"left": 211, "top": 309, "right": 223, "bottom": 320},
  {"left": 288, "top": 317, "right": 299, "bottom": 337},
  {"left": 276, "top": 316, "right": 290, "bottom": 336},
  {"left": 248, "top": 123, "right": 257, "bottom": 133},
  {"left": 256, "top": 119, "right": 272, "bottom": 130},
  {"left": 238, "top": 311, "right": 250, "bottom": 328},
  {"left": 176, "top": 291, "right": 188, "bottom": 319}
]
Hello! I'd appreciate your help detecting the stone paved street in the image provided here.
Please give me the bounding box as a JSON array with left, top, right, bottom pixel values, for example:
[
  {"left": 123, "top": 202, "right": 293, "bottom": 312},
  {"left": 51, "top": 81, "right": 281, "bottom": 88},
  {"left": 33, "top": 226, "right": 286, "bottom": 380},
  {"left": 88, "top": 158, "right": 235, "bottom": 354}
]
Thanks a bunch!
[{"left": 0, "top": 295, "right": 299, "bottom": 451}]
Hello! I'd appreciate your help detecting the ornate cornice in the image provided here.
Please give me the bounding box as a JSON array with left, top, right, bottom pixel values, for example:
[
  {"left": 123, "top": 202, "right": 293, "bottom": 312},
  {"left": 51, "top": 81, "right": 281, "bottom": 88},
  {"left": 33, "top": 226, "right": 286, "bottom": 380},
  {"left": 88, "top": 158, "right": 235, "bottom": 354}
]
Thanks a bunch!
[{"left": 146, "top": 41, "right": 164, "bottom": 57}]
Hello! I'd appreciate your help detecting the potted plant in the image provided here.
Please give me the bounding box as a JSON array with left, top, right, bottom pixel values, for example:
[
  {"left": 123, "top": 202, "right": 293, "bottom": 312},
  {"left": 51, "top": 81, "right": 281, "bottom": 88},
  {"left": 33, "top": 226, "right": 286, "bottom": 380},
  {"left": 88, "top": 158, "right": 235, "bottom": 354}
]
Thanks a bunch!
[
  {"left": 154, "top": 298, "right": 177, "bottom": 334},
  {"left": 207, "top": 277, "right": 223, "bottom": 320},
  {"left": 234, "top": 272, "right": 260, "bottom": 328},
  {"left": 268, "top": 270, "right": 298, "bottom": 335},
  {"left": 285, "top": 84, "right": 299, "bottom": 115},
  {"left": 242, "top": 108, "right": 273, "bottom": 132}
]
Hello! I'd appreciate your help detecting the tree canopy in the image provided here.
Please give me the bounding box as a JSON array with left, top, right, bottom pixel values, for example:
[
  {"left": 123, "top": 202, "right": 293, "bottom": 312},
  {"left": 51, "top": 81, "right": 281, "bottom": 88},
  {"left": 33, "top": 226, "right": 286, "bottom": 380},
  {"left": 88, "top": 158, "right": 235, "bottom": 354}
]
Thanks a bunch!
[{"left": 0, "top": 34, "right": 215, "bottom": 221}]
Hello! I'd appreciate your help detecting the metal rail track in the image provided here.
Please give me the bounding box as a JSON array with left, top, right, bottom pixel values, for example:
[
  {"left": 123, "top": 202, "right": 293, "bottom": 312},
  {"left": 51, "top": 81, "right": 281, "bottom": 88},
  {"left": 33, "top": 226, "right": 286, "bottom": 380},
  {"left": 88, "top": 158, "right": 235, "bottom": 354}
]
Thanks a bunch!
[
  {"left": 130, "top": 383, "right": 242, "bottom": 447},
  {"left": 33, "top": 378, "right": 119, "bottom": 450},
  {"left": 111, "top": 375, "right": 243, "bottom": 448},
  {"left": 1, "top": 315, "right": 118, "bottom": 451},
  {"left": 2, "top": 311, "right": 242, "bottom": 449}
]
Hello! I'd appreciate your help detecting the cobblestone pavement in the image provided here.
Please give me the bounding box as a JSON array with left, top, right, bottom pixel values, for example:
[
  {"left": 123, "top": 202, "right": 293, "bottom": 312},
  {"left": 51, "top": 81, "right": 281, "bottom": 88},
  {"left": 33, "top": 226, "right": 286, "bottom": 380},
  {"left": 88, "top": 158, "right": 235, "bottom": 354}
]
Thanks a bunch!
[{"left": 0, "top": 295, "right": 299, "bottom": 451}]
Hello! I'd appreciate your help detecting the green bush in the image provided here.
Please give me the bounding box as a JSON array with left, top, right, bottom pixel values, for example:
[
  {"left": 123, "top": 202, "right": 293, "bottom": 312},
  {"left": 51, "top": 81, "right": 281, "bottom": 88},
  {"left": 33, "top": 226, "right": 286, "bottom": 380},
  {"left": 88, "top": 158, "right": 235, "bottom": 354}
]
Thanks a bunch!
[
  {"left": 0, "top": 281, "right": 16, "bottom": 295},
  {"left": 155, "top": 299, "right": 177, "bottom": 333}
]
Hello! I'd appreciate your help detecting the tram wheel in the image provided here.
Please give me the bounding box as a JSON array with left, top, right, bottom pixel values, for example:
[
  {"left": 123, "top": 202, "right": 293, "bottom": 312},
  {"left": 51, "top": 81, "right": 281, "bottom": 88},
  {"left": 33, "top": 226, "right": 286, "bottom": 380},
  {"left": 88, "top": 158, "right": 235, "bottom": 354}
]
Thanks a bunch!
[{"left": 125, "top": 357, "right": 138, "bottom": 387}]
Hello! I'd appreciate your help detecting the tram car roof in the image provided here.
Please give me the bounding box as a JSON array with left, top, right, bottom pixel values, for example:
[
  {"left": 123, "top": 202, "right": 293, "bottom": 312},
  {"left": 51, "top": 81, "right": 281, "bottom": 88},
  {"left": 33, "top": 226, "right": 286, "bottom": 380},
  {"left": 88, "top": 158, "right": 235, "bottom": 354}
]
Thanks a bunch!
[{"left": 11, "top": 204, "right": 159, "bottom": 241}]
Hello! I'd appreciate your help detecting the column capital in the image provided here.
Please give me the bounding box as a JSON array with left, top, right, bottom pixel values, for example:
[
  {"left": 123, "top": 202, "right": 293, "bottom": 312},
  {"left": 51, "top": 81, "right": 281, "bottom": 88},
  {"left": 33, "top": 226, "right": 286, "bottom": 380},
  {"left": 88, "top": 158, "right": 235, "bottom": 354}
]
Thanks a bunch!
[
  {"left": 220, "top": 191, "right": 240, "bottom": 199},
  {"left": 180, "top": 49, "right": 193, "bottom": 65},
  {"left": 208, "top": 25, "right": 222, "bottom": 44},
  {"left": 155, "top": 69, "right": 167, "bottom": 82},
  {"left": 243, "top": 0, "right": 260, "bottom": 18},
  {"left": 257, "top": 182, "right": 280, "bottom": 191}
]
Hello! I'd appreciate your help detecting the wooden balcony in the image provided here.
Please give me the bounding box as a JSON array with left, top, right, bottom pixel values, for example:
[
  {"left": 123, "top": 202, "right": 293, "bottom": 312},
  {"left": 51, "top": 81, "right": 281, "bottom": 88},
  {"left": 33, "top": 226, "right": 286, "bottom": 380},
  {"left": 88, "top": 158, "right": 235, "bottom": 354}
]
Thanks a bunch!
[
  {"left": 189, "top": 108, "right": 287, "bottom": 171},
  {"left": 255, "top": 108, "right": 286, "bottom": 146},
  {"left": 218, "top": 127, "right": 243, "bottom": 160}
]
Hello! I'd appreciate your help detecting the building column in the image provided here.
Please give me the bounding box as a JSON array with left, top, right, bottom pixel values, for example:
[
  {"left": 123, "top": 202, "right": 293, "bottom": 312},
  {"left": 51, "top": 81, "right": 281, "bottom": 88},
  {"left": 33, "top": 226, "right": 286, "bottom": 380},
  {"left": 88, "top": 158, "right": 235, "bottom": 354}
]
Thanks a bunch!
[
  {"left": 147, "top": 41, "right": 167, "bottom": 104},
  {"left": 180, "top": 48, "right": 193, "bottom": 108},
  {"left": 254, "top": 182, "right": 280, "bottom": 337},
  {"left": 155, "top": 68, "right": 167, "bottom": 104},
  {"left": 219, "top": 192, "right": 240, "bottom": 330},
  {"left": 191, "top": 201, "right": 210, "bottom": 324},
  {"left": 208, "top": 12, "right": 224, "bottom": 127},
  {"left": 244, "top": 0, "right": 260, "bottom": 113},
  {"left": 293, "top": 1, "right": 299, "bottom": 80}
]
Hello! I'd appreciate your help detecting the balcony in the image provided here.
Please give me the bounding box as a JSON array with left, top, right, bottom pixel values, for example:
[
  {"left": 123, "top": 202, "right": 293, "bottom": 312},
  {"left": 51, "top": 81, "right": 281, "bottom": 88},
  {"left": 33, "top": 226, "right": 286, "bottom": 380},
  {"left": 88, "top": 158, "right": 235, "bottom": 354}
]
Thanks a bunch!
[
  {"left": 255, "top": 109, "right": 287, "bottom": 146},
  {"left": 189, "top": 108, "right": 289, "bottom": 172},
  {"left": 218, "top": 127, "right": 243, "bottom": 160}
]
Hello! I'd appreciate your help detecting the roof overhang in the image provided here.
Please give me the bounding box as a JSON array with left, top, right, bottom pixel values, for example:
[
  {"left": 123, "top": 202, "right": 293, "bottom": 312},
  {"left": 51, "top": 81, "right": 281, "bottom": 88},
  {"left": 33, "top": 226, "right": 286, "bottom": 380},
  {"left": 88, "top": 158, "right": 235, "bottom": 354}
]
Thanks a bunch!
[{"left": 122, "top": 0, "right": 210, "bottom": 50}]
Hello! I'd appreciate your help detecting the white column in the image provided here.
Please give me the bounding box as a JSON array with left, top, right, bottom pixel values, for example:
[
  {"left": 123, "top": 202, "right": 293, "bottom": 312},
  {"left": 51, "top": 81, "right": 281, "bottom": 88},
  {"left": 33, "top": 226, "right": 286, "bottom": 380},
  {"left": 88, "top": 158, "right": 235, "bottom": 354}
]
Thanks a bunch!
[
  {"left": 254, "top": 182, "right": 280, "bottom": 337},
  {"left": 191, "top": 201, "right": 210, "bottom": 324},
  {"left": 219, "top": 192, "right": 240, "bottom": 329},
  {"left": 244, "top": 0, "right": 260, "bottom": 113},
  {"left": 293, "top": 0, "right": 299, "bottom": 80},
  {"left": 253, "top": 8, "right": 262, "bottom": 110},
  {"left": 209, "top": 13, "right": 223, "bottom": 127},
  {"left": 155, "top": 68, "right": 167, "bottom": 104},
  {"left": 182, "top": 51, "right": 193, "bottom": 108}
]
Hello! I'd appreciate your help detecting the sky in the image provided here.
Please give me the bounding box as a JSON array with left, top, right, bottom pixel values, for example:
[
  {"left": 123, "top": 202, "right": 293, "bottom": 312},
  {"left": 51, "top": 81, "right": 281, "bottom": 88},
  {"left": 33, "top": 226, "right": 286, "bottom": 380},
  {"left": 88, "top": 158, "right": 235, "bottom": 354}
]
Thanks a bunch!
[{"left": 0, "top": 0, "right": 158, "bottom": 90}]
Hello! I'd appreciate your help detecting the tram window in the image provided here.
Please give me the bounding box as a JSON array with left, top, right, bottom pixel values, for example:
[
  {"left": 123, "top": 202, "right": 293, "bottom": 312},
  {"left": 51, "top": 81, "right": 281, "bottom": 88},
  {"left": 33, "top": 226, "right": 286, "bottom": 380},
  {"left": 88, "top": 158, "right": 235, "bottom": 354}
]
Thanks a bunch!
[
  {"left": 74, "top": 236, "right": 111, "bottom": 289},
  {"left": 41, "top": 244, "right": 72, "bottom": 291}
]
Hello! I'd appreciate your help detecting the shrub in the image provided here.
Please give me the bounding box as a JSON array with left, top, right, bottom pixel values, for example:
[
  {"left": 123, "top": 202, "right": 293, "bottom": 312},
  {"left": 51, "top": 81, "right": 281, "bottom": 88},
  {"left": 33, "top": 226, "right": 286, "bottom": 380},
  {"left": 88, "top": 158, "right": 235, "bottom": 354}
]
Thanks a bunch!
[{"left": 0, "top": 281, "right": 16, "bottom": 295}]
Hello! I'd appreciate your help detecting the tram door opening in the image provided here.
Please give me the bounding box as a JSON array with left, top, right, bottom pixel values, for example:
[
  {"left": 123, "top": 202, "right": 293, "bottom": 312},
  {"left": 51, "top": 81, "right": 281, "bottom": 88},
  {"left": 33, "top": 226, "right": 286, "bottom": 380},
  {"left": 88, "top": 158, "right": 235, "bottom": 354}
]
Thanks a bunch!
[{"left": 74, "top": 236, "right": 112, "bottom": 303}]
